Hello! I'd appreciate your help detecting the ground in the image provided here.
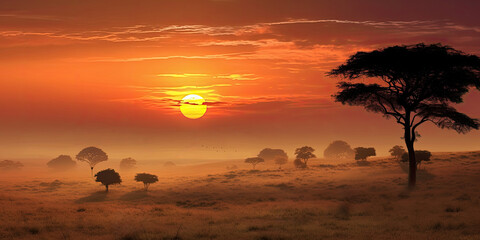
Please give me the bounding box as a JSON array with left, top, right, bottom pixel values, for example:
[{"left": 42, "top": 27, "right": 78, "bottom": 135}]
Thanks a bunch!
[{"left": 1, "top": 151, "right": 480, "bottom": 240}]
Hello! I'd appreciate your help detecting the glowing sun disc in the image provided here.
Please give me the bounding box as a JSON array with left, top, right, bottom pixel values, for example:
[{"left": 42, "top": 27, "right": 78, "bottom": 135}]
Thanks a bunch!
[{"left": 180, "top": 94, "right": 207, "bottom": 119}]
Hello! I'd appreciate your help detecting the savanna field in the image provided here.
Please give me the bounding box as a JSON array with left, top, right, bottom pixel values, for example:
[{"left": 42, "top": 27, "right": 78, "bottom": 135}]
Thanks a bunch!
[{"left": 1, "top": 152, "right": 480, "bottom": 240}]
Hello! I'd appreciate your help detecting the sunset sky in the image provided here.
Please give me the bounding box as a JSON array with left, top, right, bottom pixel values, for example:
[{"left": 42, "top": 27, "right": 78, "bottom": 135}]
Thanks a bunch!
[{"left": 1, "top": 0, "right": 479, "bottom": 161}]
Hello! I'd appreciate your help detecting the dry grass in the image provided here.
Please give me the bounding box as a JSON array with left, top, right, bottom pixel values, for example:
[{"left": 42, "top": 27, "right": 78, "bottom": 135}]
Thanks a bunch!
[{"left": 0, "top": 151, "right": 480, "bottom": 239}]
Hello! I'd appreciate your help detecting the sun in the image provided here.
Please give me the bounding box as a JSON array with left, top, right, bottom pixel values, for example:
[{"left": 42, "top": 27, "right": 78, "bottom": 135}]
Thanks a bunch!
[{"left": 179, "top": 94, "right": 207, "bottom": 119}]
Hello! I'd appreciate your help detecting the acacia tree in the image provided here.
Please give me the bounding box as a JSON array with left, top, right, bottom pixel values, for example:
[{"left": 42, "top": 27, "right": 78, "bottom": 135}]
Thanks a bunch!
[
  {"left": 295, "top": 146, "right": 316, "bottom": 167},
  {"left": 76, "top": 147, "right": 108, "bottom": 176},
  {"left": 245, "top": 157, "right": 264, "bottom": 170},
  {"left": 389, "top": 145, "right": 407, "bottom": 160},
  {"left": 274, "top": 157, "right": 288, "bottom": 169},
  {"left": 95, "top": 169, "right": 121, "bottom": 192},
  {"left": 329, "top": 43, "right": 480, "bottom": 188},
  {"left": 134, "top": 173, "right": 158, "bottom": 191}
]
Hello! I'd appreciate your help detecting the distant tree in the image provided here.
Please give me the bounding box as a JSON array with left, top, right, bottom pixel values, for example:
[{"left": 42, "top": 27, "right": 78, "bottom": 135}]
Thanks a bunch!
[
  {"left": 323, "top": 140, "right": 355, "bottom": 159},
  {"left": 329, "top": 43, "right": 480, "bottom": 188},
  {"left": 95, "top": 169, "right": 121, "bottom": 192},
  {"left": 401, "top": 150, "right": 432, "bottom": 167},
  {"left": 258, "top": 148, "right": 288, "bottom": 161},
  {"left": 354, "top": 147, "right": 376, "bottom": 161},
  {"left": 389, "top": 145, "right": 407, "bottom": 160},
  {"left": 293, "top": 158, "right": 307, "bottom": 169},
  {"left": 245, "top": 157, "right": 264, "bottom": 170},
  {"left": 47, "top": 155, "right": 76, "bottom": 170},
  {"left": 274, "top": 157, "right": 288, "bottom": 169},
  {"left": 0, "top": 160, "right": 23, "bottom": 170},
  {"left": 120, "top": 157, "right": 137, "bottom": 170},
  {"left": 134, "top": 173, "right": 158, "bottom": 191},
  {"left": 164, "top": 161, "right": 176, "bottom": 167},
  {"left": 295, "top": 146, "right": 316, "bottom": 167},
  {"left": 76, "top": 147, "right": 108, "bottom": 176}
]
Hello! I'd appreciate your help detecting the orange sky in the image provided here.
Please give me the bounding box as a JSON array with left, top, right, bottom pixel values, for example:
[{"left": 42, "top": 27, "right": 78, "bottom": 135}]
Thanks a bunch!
[{"left": 1, "top": 0, "right": 480, "bottom": 161}]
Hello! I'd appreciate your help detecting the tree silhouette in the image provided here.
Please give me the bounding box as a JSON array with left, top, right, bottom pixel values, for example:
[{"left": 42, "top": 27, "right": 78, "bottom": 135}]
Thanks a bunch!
[
  {"left": 0, "top": 160, "right": 23, "bottom": 171},
  {"left": 401, "top": 150, "right": 432, "bottom": 168},
  {"left": 354, "top": 147, "right": 376, "bottom": 161},
  {"left": 134, "top": 173, "right": 158, "bottom": 191},
  {"left": 324, "top": 140, "right": 355, "bottom": 159},
  {"left": 389, "top": 145, "right": 407, "bottom": 160},
  {"left": 258, "top": 148, "right": 288, "bottom": 161},
  {"left": 47, "top": 155, "right": 76, "bottom": 170},
  {"left": 295, "top": 146, "right": 316, "bottom": 167},
  {"left": 329, "top": 43, "right": 480, "bottom": 188},
  {"left": 274, "top": 157, "right": 288, "bottom": 169},
  {"left": 76, "top": 147, "right": 108, "bottom": 176},
  {"left": 120, "top": 157, "right": 137, "bottom": 170},
  {"left": 95, "top": 169, "right": 121, "bottom": 192},
  {"left": 245, "top": 157, "right": 264, "bottom": 169}
]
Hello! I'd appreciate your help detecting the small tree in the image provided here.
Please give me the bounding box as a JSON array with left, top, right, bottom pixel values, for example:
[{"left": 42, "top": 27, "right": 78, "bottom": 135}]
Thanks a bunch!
[
  {"left": 324, "top": 140, "right": 355, "bottom": 159},
  {"left": 245, "top": 157, "right": 264, "bottom": 169},
  {"left": 258, "top": 148, "right": 288, "bottom": 161},
  {"left": 0, "top": 160, "right": 23, "bottom": 170},
  {"left": 120, "top": 157, "right": 137, "bottom": 170},
  {"left": 95, "top": 169, "right": 121, "bottom": 192},
  {"left": 76, "top": 147, "right": 108, "bottom": 176},
  {"left": 134, "top": 173, "right": 158, "bottom": 191},
  {"left": 401, "top": 150, "right": 432, "bottom": 167},
  {"left": 47, "top": 155, "right": 76, "bottom": 170},
  {"left": 295, "top": 146, "right": 316, "bottom": 167},
  {"left": 389, "top": 145, "right": 407, "bottom": 160},
  {"left": 274, "top": 157, "right": 288, "bottom": 169},
  {"left": 354, "top": 147, "right": 376, "bottom": 161},
  {"left": 293, "top": 158, "right": 307, "bottom": 169}
]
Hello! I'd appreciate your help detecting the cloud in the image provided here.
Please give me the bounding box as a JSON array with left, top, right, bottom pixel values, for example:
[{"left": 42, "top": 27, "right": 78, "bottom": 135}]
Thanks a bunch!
[{"left": 157, "top": 73, "right": 210, "bottom": 78}]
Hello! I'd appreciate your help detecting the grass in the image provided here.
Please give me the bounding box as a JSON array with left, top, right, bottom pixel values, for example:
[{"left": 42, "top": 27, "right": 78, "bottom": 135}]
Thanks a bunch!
[{"left": 0, "top": 151, "right": 479, "bottom": 239}]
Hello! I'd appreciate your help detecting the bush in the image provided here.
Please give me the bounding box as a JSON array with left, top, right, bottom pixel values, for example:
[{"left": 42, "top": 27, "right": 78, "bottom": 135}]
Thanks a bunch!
[
  {"left": 324, "top": 140, "right": 355, "bottom": 159},
  {"left": 354, "top": 147, "right": 376, "bottom": 161},
  {"left": 401, "top": 150, "right": 432, "bottom": 166},
  {"left": 47, "top": 155, "right": 76, "bottom": 170}
]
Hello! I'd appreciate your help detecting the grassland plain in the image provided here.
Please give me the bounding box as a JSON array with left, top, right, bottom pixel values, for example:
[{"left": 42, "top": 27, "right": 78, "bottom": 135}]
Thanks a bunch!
[{"left": 0, "top": 151, "right": 480, "bottom": 240}]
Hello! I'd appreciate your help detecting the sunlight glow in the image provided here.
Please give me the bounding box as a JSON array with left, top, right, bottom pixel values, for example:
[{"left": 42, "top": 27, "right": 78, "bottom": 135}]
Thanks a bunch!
[{"left": 180, "top": 94, "right": 207, "bottom": 119}]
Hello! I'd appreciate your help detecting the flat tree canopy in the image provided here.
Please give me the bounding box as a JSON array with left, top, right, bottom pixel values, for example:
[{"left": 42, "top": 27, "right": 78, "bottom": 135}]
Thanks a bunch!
[
  {"left": 329, "top": 43, "right": 480, "bottom": 187},
  {"left": 245, "top": 157, "right": 264, "bottom": 169},
  {"left": 76, "top": 147, "right": 108, "bottom": 176}
]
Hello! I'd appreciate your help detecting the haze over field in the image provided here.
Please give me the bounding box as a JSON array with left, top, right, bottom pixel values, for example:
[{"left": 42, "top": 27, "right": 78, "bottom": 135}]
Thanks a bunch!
[{"left": 1, "top": 0, "right": 480, "bottom": 161}]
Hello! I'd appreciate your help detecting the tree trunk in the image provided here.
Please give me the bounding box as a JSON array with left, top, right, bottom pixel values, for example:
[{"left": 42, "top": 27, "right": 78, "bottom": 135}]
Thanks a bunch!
[
  {"left": 406, "top": 140, "right": 416, "bottom": 189},
  {"left": 91, "top": 167, "right": 94, "bottom": 177},
  {"left": 105, "top": 184, "right": 109, "bottom": 192},
  {"left": 252, "top": 164, "right": 256, "bottom": 170},
  {"left": 404, "top": 111, "right": 417, "bottom": 189}
]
